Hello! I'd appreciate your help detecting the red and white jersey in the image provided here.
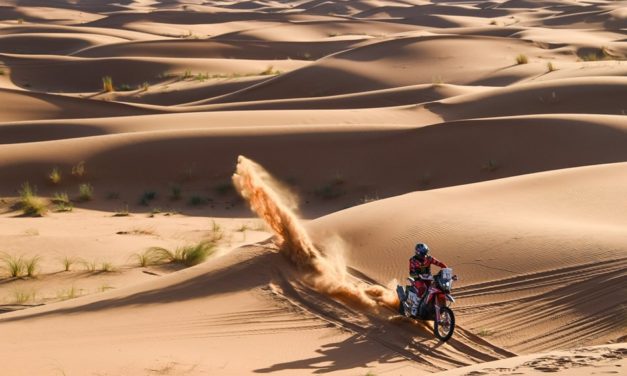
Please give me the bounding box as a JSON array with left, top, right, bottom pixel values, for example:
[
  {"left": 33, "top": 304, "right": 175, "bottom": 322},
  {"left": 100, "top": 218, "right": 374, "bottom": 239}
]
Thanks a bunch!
[{"left": 409, "top": 255, "right": 447, "bottom": 277}]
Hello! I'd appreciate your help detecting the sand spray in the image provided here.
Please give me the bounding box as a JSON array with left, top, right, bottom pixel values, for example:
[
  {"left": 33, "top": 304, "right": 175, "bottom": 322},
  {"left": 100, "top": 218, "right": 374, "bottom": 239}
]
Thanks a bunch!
[{"left": 232, "top": 156, "right": 398, "bottom": 310}]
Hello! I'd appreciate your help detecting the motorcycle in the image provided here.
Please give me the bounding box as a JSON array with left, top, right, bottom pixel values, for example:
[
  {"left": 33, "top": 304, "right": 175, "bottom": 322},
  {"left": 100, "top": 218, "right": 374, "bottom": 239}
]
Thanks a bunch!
[{"left": 396, "top": 268, "right": 458, "bottom": 341}]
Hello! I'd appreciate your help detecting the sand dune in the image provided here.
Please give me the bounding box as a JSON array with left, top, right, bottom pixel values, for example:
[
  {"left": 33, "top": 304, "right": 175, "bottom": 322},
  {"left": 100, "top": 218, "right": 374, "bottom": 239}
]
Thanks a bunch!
[
  {"left": 74, "top": 39, "right": 361, "bottom": 60},
  {"left": 426, "top": 77, "right": 627, "bottom": 120},
  {"left": 0, "top": 0, "right": 625, "bottom": 374},
  {"left": 0, "top": 32, "right": 127, "bottom": 55},
  {"left": 0, "top": 87, "right": 157, "bottom": 122},
  {"left": 1, "top": 112, "right": 626, "bottom": 214},
  {"left": 2, "top": 54, "right": 307, "bottom": 93},
  {"left": 179, "top": 83, "right": 479, "bottom": 109},
  {"left": 307, "top": 162, "right": 627, "bottom": 350},
  {"left": 204, "top": 34, "right": 577, "bottom": 103}
]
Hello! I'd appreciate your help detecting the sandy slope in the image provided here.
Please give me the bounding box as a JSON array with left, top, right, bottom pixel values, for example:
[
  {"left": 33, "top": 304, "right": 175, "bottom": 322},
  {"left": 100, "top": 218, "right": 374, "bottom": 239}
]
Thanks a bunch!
[
  {"left": 438, "top": 344, "right": 626, "bottom": 376},
  {"left": 308, "top": 162, "right": 627, "bottom": 352},
  {"left": 0, "top": 0, "right": 625, "bottom": 374}
]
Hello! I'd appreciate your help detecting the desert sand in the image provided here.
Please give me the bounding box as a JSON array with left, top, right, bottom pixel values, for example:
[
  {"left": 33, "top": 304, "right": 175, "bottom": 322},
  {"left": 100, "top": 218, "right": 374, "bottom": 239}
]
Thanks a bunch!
[{"left": 0, "top": 0, "right": 625, "bottom": 375}]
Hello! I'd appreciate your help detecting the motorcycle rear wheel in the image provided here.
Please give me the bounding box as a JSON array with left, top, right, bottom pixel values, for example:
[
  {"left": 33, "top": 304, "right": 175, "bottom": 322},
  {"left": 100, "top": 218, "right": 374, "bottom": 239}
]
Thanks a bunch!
[{"left": 433, "top": 306, "right": 455, "bottom": 341}]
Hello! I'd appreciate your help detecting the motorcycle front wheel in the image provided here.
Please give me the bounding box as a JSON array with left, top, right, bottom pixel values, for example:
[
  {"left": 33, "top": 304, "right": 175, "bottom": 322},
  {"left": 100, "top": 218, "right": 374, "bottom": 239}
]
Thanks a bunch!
[{"left": 433, "top": 306, "right": 455, "bottom": 341}]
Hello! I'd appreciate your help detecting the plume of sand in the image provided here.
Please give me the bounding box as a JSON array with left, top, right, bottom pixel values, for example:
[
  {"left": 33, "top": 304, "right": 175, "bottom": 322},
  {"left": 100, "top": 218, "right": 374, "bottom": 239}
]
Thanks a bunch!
[{"left": 232, "top": 156, "right": 398, "bottom": 310}]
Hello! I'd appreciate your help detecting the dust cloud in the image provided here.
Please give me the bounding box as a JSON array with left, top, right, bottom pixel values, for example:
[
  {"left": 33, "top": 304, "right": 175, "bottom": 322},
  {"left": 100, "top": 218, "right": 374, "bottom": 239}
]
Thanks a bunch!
[{"left": 232, "top": 156, "right": 398, "bottom": 310}]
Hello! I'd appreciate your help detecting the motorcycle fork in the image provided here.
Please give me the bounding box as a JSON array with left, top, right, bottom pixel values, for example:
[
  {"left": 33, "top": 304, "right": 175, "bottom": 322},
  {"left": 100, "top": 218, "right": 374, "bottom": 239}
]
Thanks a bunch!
[
  {"left": 433, "top": 294, "right": 444, "bottom": 322},
  {"left": 434, "top": 303, "right": 441, "bottom": 322}
]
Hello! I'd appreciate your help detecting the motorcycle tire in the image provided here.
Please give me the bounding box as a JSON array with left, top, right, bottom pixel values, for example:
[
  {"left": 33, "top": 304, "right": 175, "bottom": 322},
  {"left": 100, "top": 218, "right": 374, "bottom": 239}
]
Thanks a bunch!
[
  {"left": 433, "top": 306, "right": 455, "bottom": 342},
  {"left": 396, "top": 285, "right": 406, "bottom": 315}
]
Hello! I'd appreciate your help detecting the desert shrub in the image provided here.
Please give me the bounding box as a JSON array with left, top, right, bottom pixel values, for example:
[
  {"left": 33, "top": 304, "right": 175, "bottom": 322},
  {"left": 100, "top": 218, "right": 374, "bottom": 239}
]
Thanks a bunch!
[
  {"left": 236, "top": 224, "right": 250, "bottom": 232},
  {"left": 145, "top": 241, "right": 216, "bottom": 267},
  {"left": 13, "top": 289, "right": 36, "bottom": 304},
  {"left": 482, "top": 159, "right": 500, "bottom": 172},
  {"left": 173, "top": 242, "right": 216, "bottom": 266},
  {"left": 57, "top": 286, "right": 81, "bottom": 300},
  {"left": 102, "top": 76, "right": 114, "bottom": 92},
  {"left": 98, "top": 284, "right": 114, "bottom": 292},
  {"left": 18, "top": 182, "right": 47, "bottom": 216},
  {"left": 260, "top": 66, "right": 280, "bottom": 75},
  {"left": 1, "top": 254, "right": 24, "bottom": 277},
  {"left": 581, "top": 47, "right": 612, "bottom": 61},
  {"left": 117, "top": 83, "right": 133, "bottom": 91},
  {"left": 315, "top": 176, "right": 346, "bottom": 199},
  {"left": 0, "top": 254, "right": 39, "bottom": 278},
  {"left": 81, "top": 260, "right": 97, "bottom": 272},
  {"left": 52, "top": 192, "right": 73, "bottom": 212},
  {"left": 215, "top": 182, "right": 233, "bottom": 195},
  {"left": 78, "top": 183, "right": 93, "bottom": 201},
  {"left": 188, "top": 195, "right": 207, "bottom": 206},
  {"left": 169, "top": 185, "right": 182, "bottom": 201},
  {"left": 71, "top": 161, "right": 86, "bottom": 178},
  {"left": 546, "top": 61, "right": 555, "bottom": 72},
  {"left": 515, "top": 54, "right": 528, "bottom": 64},
  {"left": 139, "top": 191, "right": 157, "bottom": 206},
  {"left": 113, "top": 205, "right": 130, "bottom": 217},
  {"left": 210, "top": 220, "right": 224, "bottom": 242},
  {"left": 59, "top": 256, "right": 78, "bottom": 272},
  {"left": 52, "top": 192, "right": 69, "bottom": 204},
  {"left": 133, "top": 248, "right": 170, "bottom": 267},
  {"left": 24, "top": 256, "right": 40, "bottom": 277},
  {"left": 582, "top": 52, "right": 599, "bottom": 61},
  {"left": 195, "top": 73, "right": 209, "bottom": 82},
  {"left": 48, "top": 167, "right": 61, "bottom": 185},
  {"left": 100, "top": 262, "right": 116, "bottom": 272},
  {"left": 432, "top": 75, "right": 444, "bottom": 86},
  {"left": 55, "top": 202, "right": 73, "bottom": 212}
]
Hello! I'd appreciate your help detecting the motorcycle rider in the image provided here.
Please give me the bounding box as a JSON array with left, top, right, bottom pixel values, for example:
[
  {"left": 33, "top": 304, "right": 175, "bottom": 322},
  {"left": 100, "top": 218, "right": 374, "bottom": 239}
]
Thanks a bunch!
[{"left": 409, "top": 243, "right": 448, "bottom": 308}]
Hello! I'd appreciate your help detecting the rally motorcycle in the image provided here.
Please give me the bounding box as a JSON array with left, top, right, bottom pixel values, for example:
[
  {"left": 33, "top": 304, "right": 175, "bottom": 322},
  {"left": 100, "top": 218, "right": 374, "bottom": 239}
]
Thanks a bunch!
[{"left": 396, "top": 268, "right": 458, "bottom": 341}]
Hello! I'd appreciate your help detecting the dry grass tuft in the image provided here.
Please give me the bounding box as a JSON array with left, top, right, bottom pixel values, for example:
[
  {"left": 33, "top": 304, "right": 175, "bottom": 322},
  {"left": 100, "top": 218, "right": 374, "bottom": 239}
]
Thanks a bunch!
[
  {"left": 71, "top": 161, "right": 86, "bottom": 178},
  {"left": 78, "top": 183, "right": 93, "bottom": 202},
  {"left": 48, "top": 167, "right": 61, "bottom": 185},
  {"left": 143, "top": 241, "right": 216, "bottom": 267},
  {"left": 515, "top": 54, "right": 528, "bottom": 65},
  {"left": 102, "top": 76, "right": 114, "bottom": 92},
  {"left": 1, "top": 254, "right": 40, "bottom": 278},
  {"left": 18, "top": 182, "right": 47, "bottom": 216}
]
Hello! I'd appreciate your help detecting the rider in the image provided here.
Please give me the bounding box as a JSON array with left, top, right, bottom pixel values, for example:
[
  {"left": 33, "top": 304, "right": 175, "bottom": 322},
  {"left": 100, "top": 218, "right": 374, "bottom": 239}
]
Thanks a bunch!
[{"left": 410, "top": 243, "right": 448, "bottom": 301}]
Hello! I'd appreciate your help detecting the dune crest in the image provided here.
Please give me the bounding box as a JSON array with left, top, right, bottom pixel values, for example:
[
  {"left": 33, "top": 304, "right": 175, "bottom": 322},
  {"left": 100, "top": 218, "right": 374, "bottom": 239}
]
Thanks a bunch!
[{"left": 233, "top": 155, "right": 397, "bottom": 309}]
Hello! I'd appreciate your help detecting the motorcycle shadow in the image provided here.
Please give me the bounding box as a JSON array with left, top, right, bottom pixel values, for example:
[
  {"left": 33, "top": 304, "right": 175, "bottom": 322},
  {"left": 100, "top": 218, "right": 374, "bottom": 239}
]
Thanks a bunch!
[{"left": 385, "top": 312, "right": 511, "bottom": 365}]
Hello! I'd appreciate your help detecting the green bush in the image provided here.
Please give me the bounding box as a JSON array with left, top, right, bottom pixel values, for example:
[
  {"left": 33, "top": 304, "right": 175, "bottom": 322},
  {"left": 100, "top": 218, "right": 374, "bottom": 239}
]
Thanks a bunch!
[
  {"left": 145, "top": 241, "right": 216, "bottom": 267},
  {"left": 139, "top": 191, "right": 157, "bottom": 206},
  {"left": 48, "top": 167, "right": 61, "bottom": 185},
  {"left": 78, "top": 183, "right": 93, "bottom": 201},
  {"left": 18, "top": 182, "right": 47, "bottom": 216}
]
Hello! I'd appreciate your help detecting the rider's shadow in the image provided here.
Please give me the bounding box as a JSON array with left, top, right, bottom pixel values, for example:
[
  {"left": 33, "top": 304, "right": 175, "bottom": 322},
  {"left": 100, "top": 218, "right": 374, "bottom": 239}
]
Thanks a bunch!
[{"left": 253, "top": 332, "right": 406, "bottom": 374}]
